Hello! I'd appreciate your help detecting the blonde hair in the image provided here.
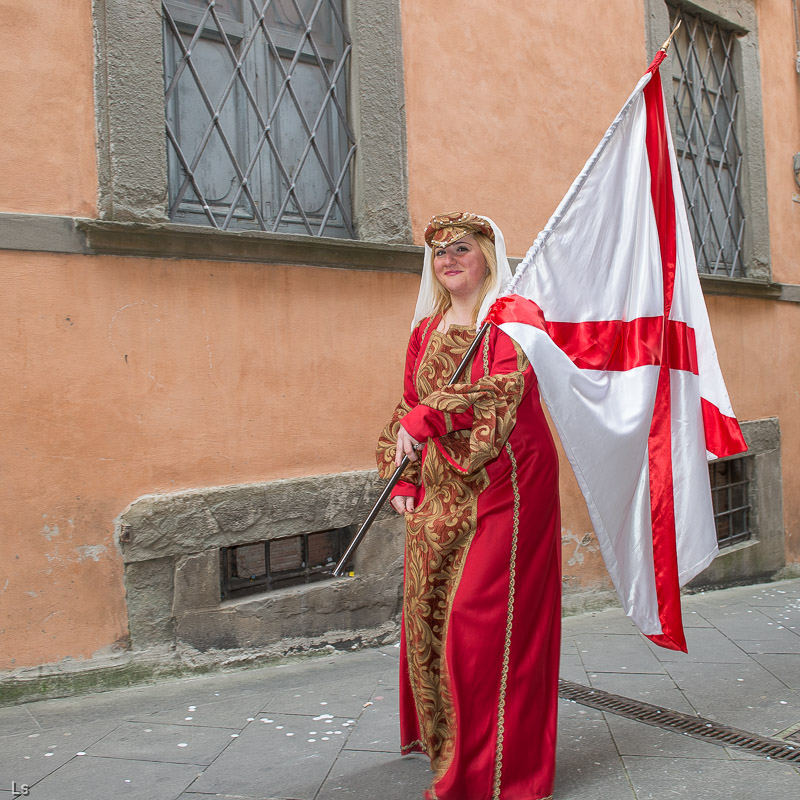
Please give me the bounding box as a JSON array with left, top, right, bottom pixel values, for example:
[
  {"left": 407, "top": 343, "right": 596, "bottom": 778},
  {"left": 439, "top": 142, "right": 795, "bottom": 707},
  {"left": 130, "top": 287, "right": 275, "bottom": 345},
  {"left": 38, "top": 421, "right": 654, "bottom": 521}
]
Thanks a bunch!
[{"left": 431, "top": 233, "right": 498, "bottom": 325}]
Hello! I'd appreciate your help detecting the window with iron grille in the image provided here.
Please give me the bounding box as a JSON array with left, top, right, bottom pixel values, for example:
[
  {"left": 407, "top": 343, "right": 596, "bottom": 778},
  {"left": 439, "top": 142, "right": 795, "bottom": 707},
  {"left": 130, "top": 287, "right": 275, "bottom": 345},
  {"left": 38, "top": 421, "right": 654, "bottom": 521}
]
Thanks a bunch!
[
  {"left": 163, "top": 0, "right": 355, "bottom": 237},
  {"left": 709, "top": 456, "right": 751, "bottom": 548},
  {"left": 221, "top": 526, "right": 354, "bottom": 598},
  {"left": 668, "top": 5, "right": 745, "bottom": 277}
]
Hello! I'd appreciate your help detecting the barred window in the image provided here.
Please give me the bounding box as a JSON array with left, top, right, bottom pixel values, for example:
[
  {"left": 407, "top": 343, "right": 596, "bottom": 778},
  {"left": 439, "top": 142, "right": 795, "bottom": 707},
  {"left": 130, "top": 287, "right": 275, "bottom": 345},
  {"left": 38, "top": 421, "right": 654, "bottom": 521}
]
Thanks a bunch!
[
  {"left": 669, "top": 5, "right": 745, "bottom": 277},
  {"left": 709, "top": 457, "right": 751, "bottom": 548},
  {"left": 221, "top": 527, "right": 354, "bottom": 598},
  {"left": 163, "top": 0, "right": 355, "bottom": 237}
]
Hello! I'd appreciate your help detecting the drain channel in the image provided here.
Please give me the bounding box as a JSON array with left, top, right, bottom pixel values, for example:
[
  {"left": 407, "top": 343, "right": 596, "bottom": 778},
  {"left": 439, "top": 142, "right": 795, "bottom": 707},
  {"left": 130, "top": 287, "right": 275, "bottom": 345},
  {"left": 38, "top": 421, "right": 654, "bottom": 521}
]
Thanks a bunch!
[{"left": 558, "top": 679, "right": 800, "bottom": 764}]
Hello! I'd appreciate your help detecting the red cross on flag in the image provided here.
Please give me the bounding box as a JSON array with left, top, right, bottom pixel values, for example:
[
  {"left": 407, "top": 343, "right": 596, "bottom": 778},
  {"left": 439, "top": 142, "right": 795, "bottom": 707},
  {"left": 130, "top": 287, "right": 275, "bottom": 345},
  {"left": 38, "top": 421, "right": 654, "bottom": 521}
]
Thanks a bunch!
[{"left": 486, "top": 50, "right": 746, "bottom": 652}]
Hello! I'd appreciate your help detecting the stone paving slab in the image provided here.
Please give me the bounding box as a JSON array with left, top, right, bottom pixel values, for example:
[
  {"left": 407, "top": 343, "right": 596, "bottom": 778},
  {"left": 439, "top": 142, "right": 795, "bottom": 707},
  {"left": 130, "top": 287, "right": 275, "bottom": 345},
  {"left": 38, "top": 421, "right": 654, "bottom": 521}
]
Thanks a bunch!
[
  {"left": 753, "top": 654, "right": 800, "bottom": 689},
  {"left": 622, "top": 755, "right": 800, "bottom": 800},
  {"left": 0, "top": 719, "right": 120, "bottom": 787},
  {"left": 559, "top": 652, "right": 589, "bottom": 684},
  {"left": 32, "top": 755, "right": 202, "bottom": 800},
  {"left": 572, "top": 632, "right": 666, "bottom": 675},
  {"left": 87, "top": 719, "right": 238, "bottom": 765},
  {"left": 586, "top": 672, "right": 696, "bottom": 714},
  {"left": 0, "top": 706, "right": 37, "bottom": 738},
  {"left": 343, "top": 682, "right": 400, "bottom": 753},
  {"left": 604, "top": 713, "right": 730, "bottom": 760},
  {"left": 315, "top": 749, "right": 431, "bottom": 799},
  {"left": 644, "top": 625, "right": 752, "bottom": 663},
  {"left": 738, "top": 636, "right": 800, "bottom": 654},
  {"left": 128, "top": 692, "right": 278, "bottom": 729},
  {"left": 555, "top": 702, "right": 637, "bottom": 800},
  {"left": 186, "top": 712, "right": 355, "bottom": 799},
  {"left": 663, "top": 660, "right": 800, "bottom": 736}
]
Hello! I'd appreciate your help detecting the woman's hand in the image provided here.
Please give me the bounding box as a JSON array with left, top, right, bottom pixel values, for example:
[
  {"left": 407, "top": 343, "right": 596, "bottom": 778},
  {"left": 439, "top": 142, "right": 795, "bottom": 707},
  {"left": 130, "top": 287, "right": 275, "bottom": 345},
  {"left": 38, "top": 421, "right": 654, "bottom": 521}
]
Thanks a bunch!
[
  {"left": 390, "top": 495, "right": 416, "bottom": 515},
  {"left": 395, "top": 424, "right": 423, "bottom": 466}
]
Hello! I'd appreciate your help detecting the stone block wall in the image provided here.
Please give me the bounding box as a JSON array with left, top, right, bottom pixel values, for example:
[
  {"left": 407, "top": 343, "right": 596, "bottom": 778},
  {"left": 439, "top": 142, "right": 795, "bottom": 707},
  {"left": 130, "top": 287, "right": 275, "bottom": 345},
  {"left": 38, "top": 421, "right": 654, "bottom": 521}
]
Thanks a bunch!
[{"left": 116, "top": 471, "right": 405, "bottom": 658}]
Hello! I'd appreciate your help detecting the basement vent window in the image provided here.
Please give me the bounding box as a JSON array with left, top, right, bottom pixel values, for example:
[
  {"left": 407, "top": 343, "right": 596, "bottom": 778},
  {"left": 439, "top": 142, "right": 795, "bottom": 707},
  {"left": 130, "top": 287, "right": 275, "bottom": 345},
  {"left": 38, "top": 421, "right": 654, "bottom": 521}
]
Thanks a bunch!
[
  {"left": 220, "top": 527, "right": 354, "bottom": 599},
  {"left": 710, "top": 456, "right": 752, "bottom": 548}
]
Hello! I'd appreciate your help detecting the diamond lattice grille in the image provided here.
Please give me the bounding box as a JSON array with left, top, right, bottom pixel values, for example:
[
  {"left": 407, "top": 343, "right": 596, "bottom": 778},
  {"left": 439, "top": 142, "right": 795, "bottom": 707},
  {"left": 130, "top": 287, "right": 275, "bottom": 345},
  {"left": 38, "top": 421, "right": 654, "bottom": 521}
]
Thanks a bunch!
[
  {"left": 163, "top": 0, "right": 355, "bottom": 237},
  {"left": 669, "top": 6, "right": 745, "bottom": 277}
]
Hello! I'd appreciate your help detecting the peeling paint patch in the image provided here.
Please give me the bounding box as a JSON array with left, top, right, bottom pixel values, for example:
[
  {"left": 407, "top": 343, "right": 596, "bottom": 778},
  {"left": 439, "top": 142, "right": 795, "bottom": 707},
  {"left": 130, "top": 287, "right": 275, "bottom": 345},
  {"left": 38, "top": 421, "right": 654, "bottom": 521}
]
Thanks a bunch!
[
  {"left": 562, "top": 528, "right": 600, "bottom": 567},
  {"left": 42, "top": 524, "right": 60, "bottom": 540},
  {"left": 75, "top": 545, "right": 108, "bottom": 562}
]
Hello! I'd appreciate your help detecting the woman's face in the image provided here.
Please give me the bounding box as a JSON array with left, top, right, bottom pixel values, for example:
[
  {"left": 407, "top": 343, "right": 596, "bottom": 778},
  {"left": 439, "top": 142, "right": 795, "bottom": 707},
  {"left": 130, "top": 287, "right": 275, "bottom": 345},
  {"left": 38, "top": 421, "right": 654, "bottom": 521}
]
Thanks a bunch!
[{"left": 432, "top": 234, "right": 488, "bottom": 302}]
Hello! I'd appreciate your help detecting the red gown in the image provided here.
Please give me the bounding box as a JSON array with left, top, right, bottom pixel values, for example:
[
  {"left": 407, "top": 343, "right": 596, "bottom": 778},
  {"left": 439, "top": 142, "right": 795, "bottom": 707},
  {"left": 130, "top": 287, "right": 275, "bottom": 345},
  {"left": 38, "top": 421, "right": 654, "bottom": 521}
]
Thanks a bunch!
[{"left": 377, "top": 318, "right": 561, "bottom": 800}]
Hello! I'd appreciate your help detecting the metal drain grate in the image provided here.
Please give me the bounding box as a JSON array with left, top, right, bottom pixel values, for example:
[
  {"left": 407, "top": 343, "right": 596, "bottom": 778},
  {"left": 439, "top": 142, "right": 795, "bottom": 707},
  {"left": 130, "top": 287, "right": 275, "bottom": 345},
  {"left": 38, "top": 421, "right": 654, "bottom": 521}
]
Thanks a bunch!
[{"left": 559, "top": 679, "right": 800, "bottom": 764}]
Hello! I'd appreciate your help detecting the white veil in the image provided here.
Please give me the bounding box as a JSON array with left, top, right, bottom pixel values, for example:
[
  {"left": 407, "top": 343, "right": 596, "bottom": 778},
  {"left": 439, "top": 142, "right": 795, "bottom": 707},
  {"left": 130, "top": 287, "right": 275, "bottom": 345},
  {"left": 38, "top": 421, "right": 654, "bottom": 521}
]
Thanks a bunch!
[{"left": 410, "top": 215, "right": 513, "bottom": 331}]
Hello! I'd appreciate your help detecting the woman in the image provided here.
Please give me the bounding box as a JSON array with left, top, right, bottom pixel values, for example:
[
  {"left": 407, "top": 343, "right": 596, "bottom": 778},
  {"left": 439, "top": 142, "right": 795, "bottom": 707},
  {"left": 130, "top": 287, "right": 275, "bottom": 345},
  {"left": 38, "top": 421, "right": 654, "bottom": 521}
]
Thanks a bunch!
[{"left": 376, "top": 212, "right": 561, "bottom": 800}]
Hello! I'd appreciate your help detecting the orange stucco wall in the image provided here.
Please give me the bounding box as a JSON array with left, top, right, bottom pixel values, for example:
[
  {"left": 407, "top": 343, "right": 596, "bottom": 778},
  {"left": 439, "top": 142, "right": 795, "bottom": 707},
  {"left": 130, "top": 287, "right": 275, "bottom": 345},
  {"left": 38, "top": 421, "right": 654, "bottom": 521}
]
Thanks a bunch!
[
  {"left": 1, "top": 0, "right": 798, "bottom": 671},
  {"left": 709, "top": 297, "right": 800, "bottom": 563},
  {"left": 0, "top": 250, "right": 419, "bottom": 669},
  {"left": 756, "top": 0, "right": 800, "bottom": 285},
  {"left": 0, "top": 0, "right": 98, "bottom": 217},
  {"left": 401, "top": 0, "right": 647, "bottom": 255}
]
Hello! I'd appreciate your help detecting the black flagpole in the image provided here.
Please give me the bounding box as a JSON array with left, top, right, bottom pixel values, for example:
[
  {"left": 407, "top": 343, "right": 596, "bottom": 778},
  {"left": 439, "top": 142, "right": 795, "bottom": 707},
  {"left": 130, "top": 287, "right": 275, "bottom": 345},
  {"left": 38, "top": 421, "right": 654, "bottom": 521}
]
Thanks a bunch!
[{"left": 331, "top": 319, "right": 492, "bottom": 577}]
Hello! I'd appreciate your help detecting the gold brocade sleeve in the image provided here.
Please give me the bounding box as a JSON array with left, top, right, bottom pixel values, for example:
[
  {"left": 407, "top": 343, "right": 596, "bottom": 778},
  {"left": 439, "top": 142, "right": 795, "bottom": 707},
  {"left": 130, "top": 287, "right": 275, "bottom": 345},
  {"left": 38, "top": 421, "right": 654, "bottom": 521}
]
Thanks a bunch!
[
  {"left": 375, "top": 398, "right": 422, "bottom": 485},
  {"left": 420, "top": 368, "right": 527, "bottom": 476}
]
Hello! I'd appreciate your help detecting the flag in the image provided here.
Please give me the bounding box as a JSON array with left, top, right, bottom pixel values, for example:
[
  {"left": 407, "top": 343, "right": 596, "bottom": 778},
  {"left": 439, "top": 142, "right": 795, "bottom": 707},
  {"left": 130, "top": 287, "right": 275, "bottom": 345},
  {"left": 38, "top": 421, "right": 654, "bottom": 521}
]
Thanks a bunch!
[{"left": 486, "top": 50, "right": 746, "bottom": 651}]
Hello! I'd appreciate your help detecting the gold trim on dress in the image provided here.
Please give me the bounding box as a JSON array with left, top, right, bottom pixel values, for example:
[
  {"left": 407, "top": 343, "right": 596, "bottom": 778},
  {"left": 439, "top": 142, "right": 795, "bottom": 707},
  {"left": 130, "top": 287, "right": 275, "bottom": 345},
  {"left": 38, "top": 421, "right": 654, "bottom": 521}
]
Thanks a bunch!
[{"left": 491, "top": 439, "right": 521, "bottom": 800}]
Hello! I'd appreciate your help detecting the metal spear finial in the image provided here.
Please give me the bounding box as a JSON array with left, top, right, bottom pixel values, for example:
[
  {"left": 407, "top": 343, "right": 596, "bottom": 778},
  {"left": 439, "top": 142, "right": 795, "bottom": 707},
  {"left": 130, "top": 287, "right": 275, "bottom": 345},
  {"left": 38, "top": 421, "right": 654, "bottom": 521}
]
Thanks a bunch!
[{"left": 660, "top": 20, "right": 682, "bottom": 53}]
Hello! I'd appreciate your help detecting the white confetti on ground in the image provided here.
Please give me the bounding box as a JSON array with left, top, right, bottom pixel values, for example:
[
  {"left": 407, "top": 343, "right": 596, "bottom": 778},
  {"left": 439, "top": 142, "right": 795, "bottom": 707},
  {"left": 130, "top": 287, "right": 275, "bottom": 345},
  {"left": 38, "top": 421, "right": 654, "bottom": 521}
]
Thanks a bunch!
[
  {"left": 276, "top": 726, "right": 284, "bottom": 730},
  {"left": 286, "top": 733, "right": 294, "bottom": 737},
  {"left": 28, "top": 734, "right": 40, "bottom": 738},
  {"left": 322, "top": 737, "right": 330, "bottom": 741},
  {"left": 308, "top": 739, "right": 316, "bottom": 742},
  {"left": 261, "top": 718, "right": 273, "bottom": 723},
  {"left": 185, "top": 717, "right": 193, "bottom": 721},
  {"left": 144, "top": 729, "right": 153, "bottom": 733},
  {"left": 76, "top": 752, "right": 86, "bottom": 757},
  {"left": 231, "top": 734, "right": 239, "bottom": 738},
  {"left": 178, "top": 743, "right": 188, "bottom": 748},
  {"left": 44, "top": 753, "right": 53, "bottom": 757},
  {"left": 247, "top": 718, "right": 254, "bottom": 722},
  {"left": 188, "top": 706, "right": 196, "bottom": 711},
  {"left": 320, "top": 702, "right": 328, "bottom": 705}
]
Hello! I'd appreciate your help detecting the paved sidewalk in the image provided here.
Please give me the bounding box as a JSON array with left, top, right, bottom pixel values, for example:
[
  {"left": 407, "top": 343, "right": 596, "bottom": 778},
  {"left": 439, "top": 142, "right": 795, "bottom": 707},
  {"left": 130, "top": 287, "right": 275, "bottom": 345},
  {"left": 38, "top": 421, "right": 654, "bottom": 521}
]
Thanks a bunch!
[{"left": 1, "top": 578, "right": 799, "bottom": 800}]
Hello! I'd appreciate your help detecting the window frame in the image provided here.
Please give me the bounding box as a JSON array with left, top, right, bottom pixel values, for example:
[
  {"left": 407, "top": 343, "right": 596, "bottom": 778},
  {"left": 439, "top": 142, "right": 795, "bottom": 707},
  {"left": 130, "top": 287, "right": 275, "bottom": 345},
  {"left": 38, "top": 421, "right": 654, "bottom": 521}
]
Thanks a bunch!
[
  {"left": 689, "top": 417, "right": 784, "bottom": 589},
  {"left": 645, "top": 0, "right": 771, "bottom": 281},
  {"left": 92, "top": 0, "right": 411, "bottom": 243},
  {"left": 162, "top": 0, "right": 356, "bottom": 237},
  {"left": 220, "top": 527, "right": 355, "bottom": 599}
]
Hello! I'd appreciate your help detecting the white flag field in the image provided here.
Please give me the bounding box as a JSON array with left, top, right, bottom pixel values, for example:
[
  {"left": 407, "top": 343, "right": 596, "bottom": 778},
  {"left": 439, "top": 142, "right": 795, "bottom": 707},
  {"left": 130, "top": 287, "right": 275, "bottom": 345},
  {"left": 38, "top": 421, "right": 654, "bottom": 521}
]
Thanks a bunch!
[{"left": 486, "top": 50, "right": 747, "bottom": 651}]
